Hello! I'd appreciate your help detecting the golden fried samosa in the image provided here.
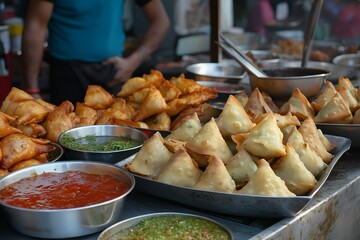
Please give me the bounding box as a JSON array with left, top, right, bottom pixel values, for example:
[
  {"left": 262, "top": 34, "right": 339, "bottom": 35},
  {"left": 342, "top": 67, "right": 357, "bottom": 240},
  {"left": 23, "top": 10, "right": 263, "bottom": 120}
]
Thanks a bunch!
[
  {"left": 314, "top": 92, "right": 352, "bottom": 124},
  {"left": 287, "top": 126, "right": 327, "bottom": 177},
  {"left": 146, "top": 112, "right": 171, "bottom": 131},
  {"left": 163, "top": 139, "right": 186, "bottom": 153},
  {"left": 75, "top": 102, "right": 99, "bottom": 126},
  {"left": 156, "top": 148, "right": 202, "bottom": 187},
  {"left": 253, "top": 112, "right": 300, "bottom": 129},
  {"left": 113, "top": 119, "right": 149, "bottom": 129},
  {"left": 157, "top": 80, "right": 181, "bottom": 102},
  {"left": 0, "top": 169, "right": 8, "bottom": 177},
  {"left": 0, "top": 87, "right": 33, "bottom": 115},
  {"left": 142, "top": 69, "right": 165, "bottom": 87},
  {"left": 272, "top": 144, "right": 317, "bottom": 195},
  {"left": 128, "top": 88, "right": 150, "bottom": 103},
  {"left": 279, "top": 88, "right": 314, "bottom": 121},
  {"left": 84, "top": 85, "right": 114, "bottom": 110},
  {"left": 337, "top": 77, "right": 359, "bottom": 101},
  {"left": 317, "top": 129, "right": 335, "bottom": 152},
  {"left": 226, "top": 147, "right": 257, "bottom": 185},
  {"left": 43, "top": 101, "right": 80, "bottom": 143},
  {"left": 169, "top": 73, "right": 203, "bottom": 96},
  {"left": 261, "top": 91, "right": 279, "bottom": 113},
  {"left": 95, "top": 98, "right": 133, "bottom": 124},
  {"left": 0, "top": 112, "right": 22, "bottom": 138},
  {"left": 13, "top": 99, "right": 52, "bottom": 125},
  {"left": 242, "top": 112, "right": 286, "bottom": 159},
  {"left": 179, "top": 88, "right": 217, "bottom": 106},
  {"left": 194, "top": 155, "right": 236, "bottom": 193},
  {"left": 245, "top": 88, "right": 273, "bottom": 119},
  {"left": 134, "top": 85, "right": 169, "bottom": 121},
  {"left": 16, "top": 123, "right": 46, "bottom": 138},
  {"left": 165, "top": 112, "right": 201, "bottom": 141},
  {"left": 216, "top": 95, "right": 255, "bottom": 137},
  {"left": 298, "top": 118, "right": 333, "bottom": 163},
  {"left": 337, "top": 85, "right": 359, "bottom": 113},
  {"left": 236, "top": 159, "right": 295, "bottom": 197},
  {"left": 234, "top": 91, "right": 249, "bottom": 106},
  {"left": 117, "top": 77, "right": 152, "bottom": 98},
  {"left": 311, "top": 80, "right": 337, "bottom": 113},
  {"left": 0, "top": 134, "right": 55, "bottom": 169},
  {"left": 126, "top": 132, "right": 173, "bottom": 178},
  {"left": 353, "top": 108, "right": 360, "bottom": 124},
  {"left": 185, "top": 118, "right": 233, "bottom": 166},
  {"left": 166, "top": 98, "right": 189, "bottom": 117},
  {"left": 9, "top": 159, "right": 42, "bottom": 172}
]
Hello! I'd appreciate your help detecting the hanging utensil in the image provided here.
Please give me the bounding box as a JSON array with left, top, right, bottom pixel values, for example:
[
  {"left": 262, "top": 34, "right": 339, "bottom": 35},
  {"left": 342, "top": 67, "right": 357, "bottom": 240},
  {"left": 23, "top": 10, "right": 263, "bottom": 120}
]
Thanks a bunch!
[
  {"left": 218, "top": 34, "right": 268, "bottom": 78},
  {"left": 301, "top": 0, "right": 324, "bottom": 67}
]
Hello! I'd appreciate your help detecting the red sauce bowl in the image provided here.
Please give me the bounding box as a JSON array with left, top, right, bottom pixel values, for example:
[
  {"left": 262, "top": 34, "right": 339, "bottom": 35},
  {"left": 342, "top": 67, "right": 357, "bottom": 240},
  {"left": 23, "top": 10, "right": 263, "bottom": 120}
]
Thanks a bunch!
[{"left": 0, "top": 161, "right": 135, "bottom": 239}]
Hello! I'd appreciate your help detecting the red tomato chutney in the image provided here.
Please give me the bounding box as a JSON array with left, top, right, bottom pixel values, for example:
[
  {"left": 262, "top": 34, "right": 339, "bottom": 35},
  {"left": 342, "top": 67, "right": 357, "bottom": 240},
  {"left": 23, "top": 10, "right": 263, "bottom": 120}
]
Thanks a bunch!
[{"left": 0, "top": 171, "right": 130, "bottom": 209}]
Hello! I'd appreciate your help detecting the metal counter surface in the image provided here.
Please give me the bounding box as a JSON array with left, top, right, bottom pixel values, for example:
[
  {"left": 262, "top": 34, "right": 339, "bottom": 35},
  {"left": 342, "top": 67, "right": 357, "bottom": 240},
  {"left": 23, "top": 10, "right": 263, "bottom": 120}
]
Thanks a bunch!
[{"left": 1, "top": 150, "right": 360, "bottom": 240}]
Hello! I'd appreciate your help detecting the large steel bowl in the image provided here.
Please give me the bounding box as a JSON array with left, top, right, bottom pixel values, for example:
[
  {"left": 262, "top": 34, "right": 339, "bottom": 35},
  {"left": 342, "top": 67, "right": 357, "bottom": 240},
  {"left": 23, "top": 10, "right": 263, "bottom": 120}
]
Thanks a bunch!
[
  {"left": 249, "top": 67, "right": 331, "bottom": 100},
  {"left": 186, "top": 62, "right": 246, "bottom": 84},
  {"left": 58, "top": 125, "right": 148, "bottom": 164},
  {"left": 0, "top": 161, "right": 135, "bottom": 239},
  {"left": 332, "top": 53, "right": 360, "bottom": 80}
]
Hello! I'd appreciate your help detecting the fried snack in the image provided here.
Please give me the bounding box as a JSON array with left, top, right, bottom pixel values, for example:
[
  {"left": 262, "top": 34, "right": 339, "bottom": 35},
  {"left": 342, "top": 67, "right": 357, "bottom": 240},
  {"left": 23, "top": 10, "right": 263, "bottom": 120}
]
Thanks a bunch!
[
  {"left": 128, "top": 88, "right": 150, "bottom": 103},
  {"left": 314, "top": 92, "right": 353, "bottom": 124},
  {"left": 226, "top": 147, "right": 258, "bottom": 185},
  {"left": 9, "top": 159, "right": 42, "bottom": 172},
  {"left": 165, "top": 112, "right": 202, "bottom": 141},
  {"left": 146, "top": 112, "right": 171, "bottom": 131},
  {"left": 43, "top": 101, "right": 80, "bottom": 143},
  {"left": 0, "top": 169, "right": 8, "bottom": 178},
  {"left": 142, "top": 69, "right": 165, "bottom": 87},
  {"left": 16, "top": 123, "right": 47, "bottom": 138},
  {"left": 245, "top": 88, "right": 273, "bottom": 119},
  {"left": 337, "top": 85, "right": 359, "bottom": 113},
  {"left": 298, "top": 118, "right": 333, "bottom": 163},
  {"left": 157, "top": 80, "right": 181, "bottom": 102},
  {"left": 0, "top": 112, "right": 22, "bottom": 138},
  {"left": 126, "top": 132, "right": 173, "bottom": 178},
  {"left": 156, "top": 148, "right": 202, "bottom": 187},
  {"left": 0, "top": 133, "right": 55, "bottom": 169},
  {"left": 353, "top": 109, "right": 360, "bottom": 124},
  {"left": 234, "top": 91, "right": 249, "bottom": 106},
  {"left": 194, "top": 155, "right": 236, "bottom": 193},
  {"left": 242, "top": 112, "right": 286, "bottom": 159},
  {"left": 13, "top": 99, "right": 52, "bottom": 125},
  {"left": 216, "top": 95, "right": 255, "bottom": 137},
  {"left": 337, "top": 77, "right": 359, "bottom": 101},
  {"left": 317, "top": 129, "right": 335, "bottom": 152},
  {"left": 1, "top": 87, "right": 33, "bottom": 115},
  {"left": 84, "top": 85, "right": 114, "bottom": 110},
  {"left": 163, "top": 139, "right": 186, "bottom": 153},
  {"left": 95, "top": 98, "right": 134, "bottom": 124},
  {"left": 236, "top": 159, "right": 296, "bottom": 197},
  {"left": 311, "top": 80, "right": 337, "bottom": 113},
  {"left": 134, "top": 85, "right": 169, "bottom": 121},
  {"left": 169, "top": 73, "right": 203, "bottom": 96},
  {"left": 166, "top": 98, "right": 189, "bottom": 117},
  {"left": 185, "top": 118, "right": 233, "bottom": 166},
  {"left": 279, "top": 88, "right": 314, "bottom": 121},
  {"left": 286, "top": 126, "right": 327, "bottom": 177},
  {"left": 117, "top": 77, "right": 152, "bottom": 98},
  {"left": 261, "top": 91, "right": 279, "bottom": 113},
  {"left": 253, "top": 112, "right": 300, "bottom": 129},
  {"left": 272, "top": 144, "right": 317, "bottom": 195},
  {"left": 113, "top": 119, "right": 149, "bottom": 129},
  {"left": 75, "top": 102, "right": 99, "bottom": 126},
  {"left": 179, "top": 87, "right": 217, "bottom": 107}
]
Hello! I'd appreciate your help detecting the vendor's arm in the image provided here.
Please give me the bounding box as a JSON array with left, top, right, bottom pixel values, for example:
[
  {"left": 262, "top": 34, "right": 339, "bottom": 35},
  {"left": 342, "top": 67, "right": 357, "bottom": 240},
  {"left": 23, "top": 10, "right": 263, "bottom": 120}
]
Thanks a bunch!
[
  {"left": 22, "top": 0, "right": 53, "bottom": 96},
  {"left": 105, "top": 0, "right": 170, "bottom": 86}
]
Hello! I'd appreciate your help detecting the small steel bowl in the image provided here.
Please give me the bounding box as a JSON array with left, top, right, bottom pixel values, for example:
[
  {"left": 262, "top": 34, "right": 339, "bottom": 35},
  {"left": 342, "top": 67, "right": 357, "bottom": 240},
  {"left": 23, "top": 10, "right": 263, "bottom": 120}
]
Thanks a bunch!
[
  {"left": 186, "top": 62, "right": 246, "bottom": 84},
  {"left": 58, "top": 125, "right": 148, "bottom": 164},
  {"left": 0, "top": 161, "right": 135, "bottom": 239},
  {"left": 98, "top": 212, "right": 233, "bottom": 240},
  {"left": 332, "top": 53, "right": 360, "bottom": 79},
  {"left": 249, "top": 67, "right": 331, "bottom": 100}
]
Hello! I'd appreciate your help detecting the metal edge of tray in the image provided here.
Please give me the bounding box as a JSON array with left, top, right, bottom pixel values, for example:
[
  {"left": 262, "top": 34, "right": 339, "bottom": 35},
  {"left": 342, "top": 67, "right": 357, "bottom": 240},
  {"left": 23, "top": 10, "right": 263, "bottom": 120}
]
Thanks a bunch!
[{"left": 116, "top": 135, "right": 351, "bottom": 218}]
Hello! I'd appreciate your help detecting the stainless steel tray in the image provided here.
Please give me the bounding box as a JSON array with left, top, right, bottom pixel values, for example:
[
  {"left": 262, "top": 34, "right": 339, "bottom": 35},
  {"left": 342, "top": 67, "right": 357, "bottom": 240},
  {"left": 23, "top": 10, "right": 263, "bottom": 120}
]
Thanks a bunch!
[
  {"left": 316, "top": 123, "right": 359, "bottom": 149},
  {"left": 117, "top": 135, "right": 351, "bottom": 218}
]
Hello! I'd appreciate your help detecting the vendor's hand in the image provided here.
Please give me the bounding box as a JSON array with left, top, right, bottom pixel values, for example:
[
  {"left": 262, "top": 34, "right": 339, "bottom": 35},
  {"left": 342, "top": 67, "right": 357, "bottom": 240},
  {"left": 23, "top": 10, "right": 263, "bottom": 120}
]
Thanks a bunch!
[{"left": 103, "top": 57, "right": 135, "bottom": 87}]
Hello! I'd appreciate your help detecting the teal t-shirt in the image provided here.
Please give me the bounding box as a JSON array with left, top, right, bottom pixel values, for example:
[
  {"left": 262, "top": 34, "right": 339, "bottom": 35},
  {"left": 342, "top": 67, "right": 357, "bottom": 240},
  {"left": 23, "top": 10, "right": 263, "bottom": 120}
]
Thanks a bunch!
[{"left": 48, "top": 0, "right": 125, "bottom": 62}]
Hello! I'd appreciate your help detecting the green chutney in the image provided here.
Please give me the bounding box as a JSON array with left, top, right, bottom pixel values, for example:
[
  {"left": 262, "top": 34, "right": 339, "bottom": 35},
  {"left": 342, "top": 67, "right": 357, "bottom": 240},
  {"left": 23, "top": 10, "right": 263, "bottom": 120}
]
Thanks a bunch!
[
  {"left": 61, "top": 134, "right": 141, "bottom": 152},
  {"left": 108, "top": 215, "right": 231, "bottom": 240}
]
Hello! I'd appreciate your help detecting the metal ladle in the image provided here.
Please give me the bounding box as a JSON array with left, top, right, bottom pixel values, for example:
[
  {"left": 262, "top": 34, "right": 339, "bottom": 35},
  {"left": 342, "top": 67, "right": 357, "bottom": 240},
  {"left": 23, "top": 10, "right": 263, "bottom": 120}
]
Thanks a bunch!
[{"left": 301, "top": 0, "right": 324, "bottom": 67}]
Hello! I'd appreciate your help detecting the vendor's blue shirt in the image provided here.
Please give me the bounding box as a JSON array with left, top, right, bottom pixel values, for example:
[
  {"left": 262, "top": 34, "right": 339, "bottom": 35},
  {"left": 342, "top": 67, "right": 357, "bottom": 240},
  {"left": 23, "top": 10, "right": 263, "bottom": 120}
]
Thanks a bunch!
[{"left": 48, "top": 0, "right": 125, "bottom": 62}]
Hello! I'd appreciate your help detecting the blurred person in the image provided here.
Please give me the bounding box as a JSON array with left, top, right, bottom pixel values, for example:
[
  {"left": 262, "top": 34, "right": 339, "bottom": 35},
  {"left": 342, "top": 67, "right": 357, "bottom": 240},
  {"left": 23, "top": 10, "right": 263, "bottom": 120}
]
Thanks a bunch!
[
  {"left": 247, "top": 0, "right": 275, "bottom": 35},
  {"left": 22, "top": 0, "right": 170, "bottom": 105},
  {"left": 331, "top": 0, "right": 360, "bottom": 40}
]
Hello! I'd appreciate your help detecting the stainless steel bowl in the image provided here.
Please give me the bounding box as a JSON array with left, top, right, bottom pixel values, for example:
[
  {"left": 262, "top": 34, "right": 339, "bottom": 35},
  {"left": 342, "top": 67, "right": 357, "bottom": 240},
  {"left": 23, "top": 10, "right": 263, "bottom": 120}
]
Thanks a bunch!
[
  {"left": 332, "top": 53, "right": 360, "bottom": 79},
  {"left": 249, "top": 67, "right": 331, "bottom": 100},
  {"left": 58, "top": 125, "right": 148, "bottom": 164},
  {"left": 98, "top": 212, "right": 233, "bottom": 240},
  {"left": 186, "top": 62, "right": 246, "bottom": 84},
  {"left": 0, "top": 161, "right": 135, "bottom": 239}
]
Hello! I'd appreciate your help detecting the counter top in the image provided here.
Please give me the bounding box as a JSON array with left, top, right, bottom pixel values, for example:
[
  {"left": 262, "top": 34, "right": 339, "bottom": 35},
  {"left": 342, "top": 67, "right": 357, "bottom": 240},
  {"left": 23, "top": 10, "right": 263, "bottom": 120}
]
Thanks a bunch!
[{"left": 1, "top": 150, "right": 360, "bottom": 240}]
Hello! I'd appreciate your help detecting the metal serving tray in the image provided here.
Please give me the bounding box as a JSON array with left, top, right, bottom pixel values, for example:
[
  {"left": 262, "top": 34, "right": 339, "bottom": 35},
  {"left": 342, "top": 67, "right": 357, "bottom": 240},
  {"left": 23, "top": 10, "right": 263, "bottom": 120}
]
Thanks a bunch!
[
  {"left": 316, "top": 123, "right": 359, "bottom": 149},
  {"left": 117, "top": 135, "right": 351, "bottom": 218}
]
